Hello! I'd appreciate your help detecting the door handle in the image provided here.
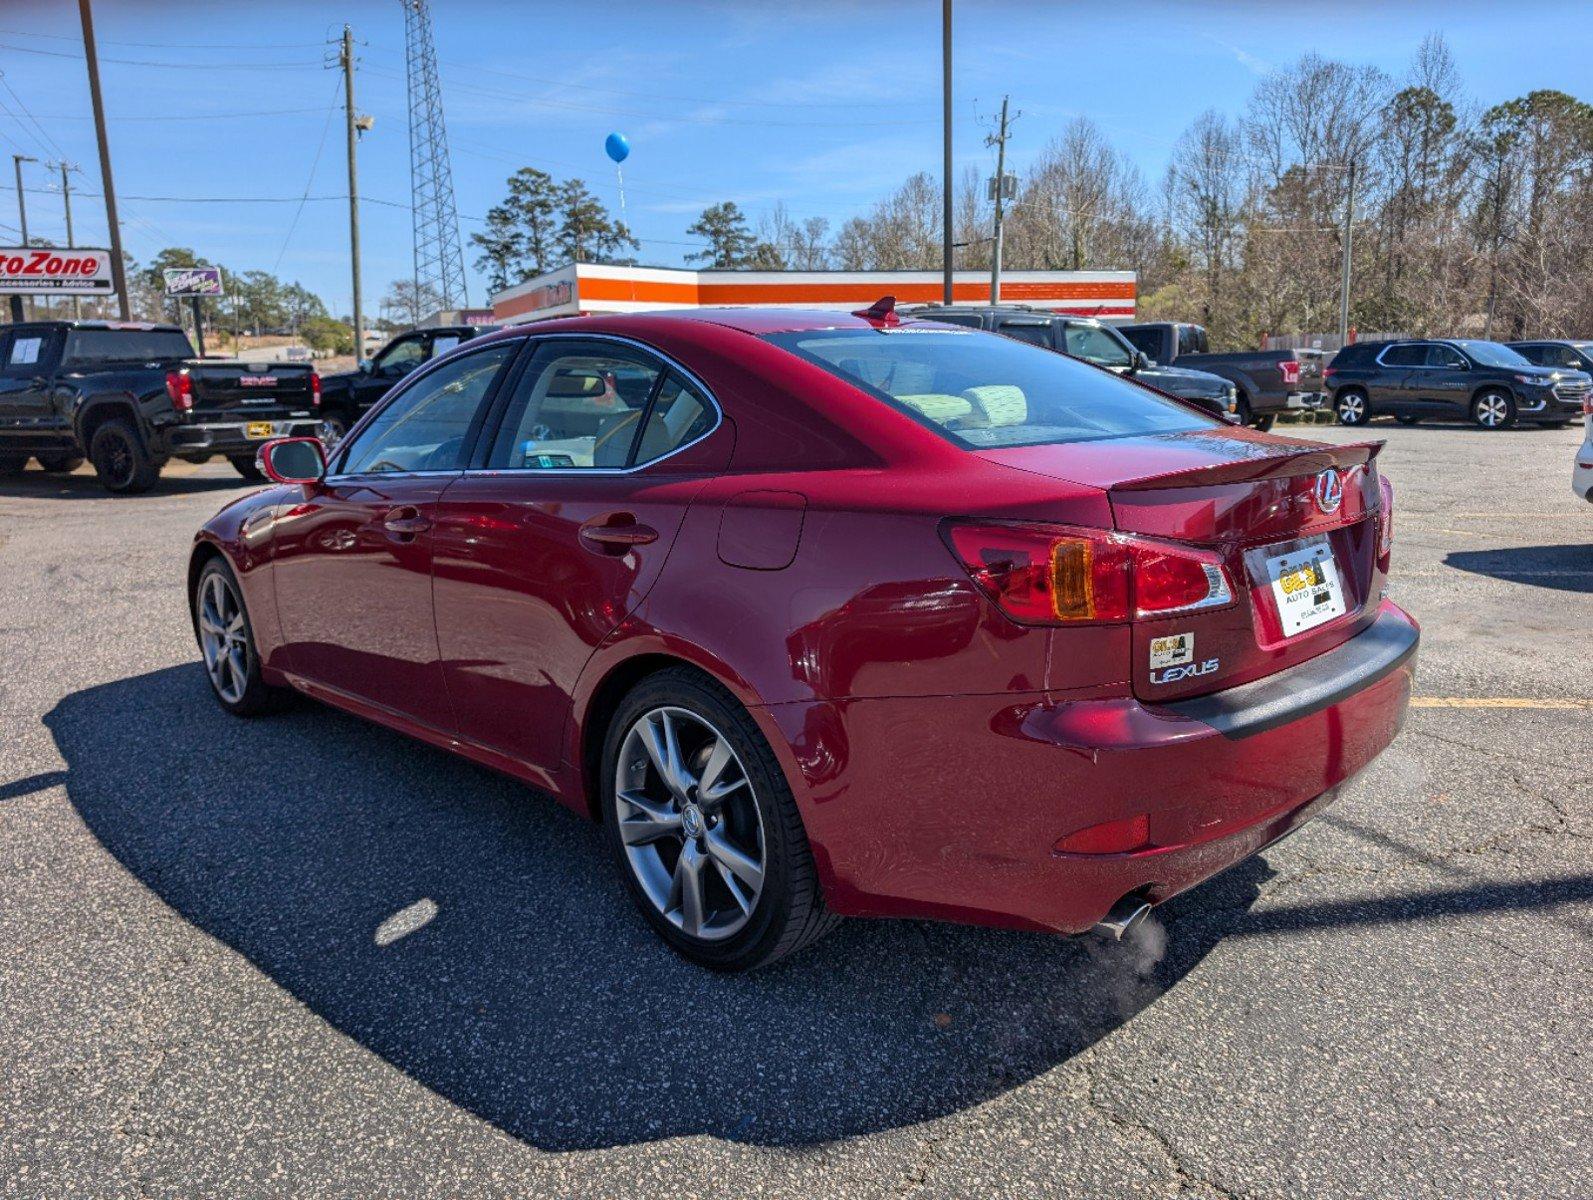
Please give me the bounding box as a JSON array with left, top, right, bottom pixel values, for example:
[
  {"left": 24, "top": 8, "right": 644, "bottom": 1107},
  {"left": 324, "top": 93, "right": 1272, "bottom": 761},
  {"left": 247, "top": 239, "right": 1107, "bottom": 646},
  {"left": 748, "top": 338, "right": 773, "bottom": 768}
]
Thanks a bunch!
[
  {"left": 383, "top": 505, "right": 431, "bottom": 538},
  {"left": 579, "top": 512, "right": 658, "bottom": 553}
]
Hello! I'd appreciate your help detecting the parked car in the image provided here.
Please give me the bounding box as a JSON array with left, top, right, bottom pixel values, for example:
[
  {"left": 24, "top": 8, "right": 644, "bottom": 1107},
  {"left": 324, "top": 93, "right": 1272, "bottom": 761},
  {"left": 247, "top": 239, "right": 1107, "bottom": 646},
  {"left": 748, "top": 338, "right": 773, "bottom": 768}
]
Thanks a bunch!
[
  {"left": 190, "top": 305, "right": 1417, "bottom": 970},
  {"left": 1506, "top": 339, "right": 1593, "bottom": 375},
  {"left": 905, "top": 304, "right": 1239, "bottom": 420},
  {"left": 317, "top": 324, "right": 500, "bottom": 440},
  {"left": 1574, "top": 396, "right": 1593, "bottom": 503},
  {"left": 1326, "top": 338, "right": 1591, "bottom": 429},
  {"left": 1117, "top": 322, "right": 1326, "bottom": 429},
  {"left": 0, "top": 320, "right": 320, "bottom": 492}
]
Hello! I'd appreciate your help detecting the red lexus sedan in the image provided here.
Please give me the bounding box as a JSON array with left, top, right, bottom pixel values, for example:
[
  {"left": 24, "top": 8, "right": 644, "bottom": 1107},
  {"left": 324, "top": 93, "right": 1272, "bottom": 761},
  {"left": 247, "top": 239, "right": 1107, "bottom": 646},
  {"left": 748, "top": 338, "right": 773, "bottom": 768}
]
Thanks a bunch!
[{"left": 189, "top": 305, "right": 1417, "bottom": 970}]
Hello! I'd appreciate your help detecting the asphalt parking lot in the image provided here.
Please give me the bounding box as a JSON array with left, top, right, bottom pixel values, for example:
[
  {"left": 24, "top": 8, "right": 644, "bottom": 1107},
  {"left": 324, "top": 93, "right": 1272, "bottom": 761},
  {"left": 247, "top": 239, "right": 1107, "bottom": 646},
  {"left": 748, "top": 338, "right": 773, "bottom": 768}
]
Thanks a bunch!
[{"left": 1, "top": 422, "right": 1588, "bottom": 1199}]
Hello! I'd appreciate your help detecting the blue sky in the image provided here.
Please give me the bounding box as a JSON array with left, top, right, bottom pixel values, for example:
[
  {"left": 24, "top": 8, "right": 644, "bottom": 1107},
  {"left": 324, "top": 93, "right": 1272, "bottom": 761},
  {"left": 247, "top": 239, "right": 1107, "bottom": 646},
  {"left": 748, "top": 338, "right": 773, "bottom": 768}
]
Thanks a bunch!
[{"left": 0, "top": 0, "right": 1584, "bottom": 318}]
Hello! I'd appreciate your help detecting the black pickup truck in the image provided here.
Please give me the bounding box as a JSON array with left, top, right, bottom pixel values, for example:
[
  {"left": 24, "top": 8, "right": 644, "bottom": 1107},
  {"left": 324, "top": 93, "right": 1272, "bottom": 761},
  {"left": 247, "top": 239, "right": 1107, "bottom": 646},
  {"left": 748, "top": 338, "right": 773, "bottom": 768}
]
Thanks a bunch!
[
  {"left": 1117, "top": 322, "right": 1326, "bottom": 430},
  {"left": 0, "top": 320, "right": 321, "bottom": 493},
  {"left": 318, "top": 323, "right": 498, "bottom": 440}
]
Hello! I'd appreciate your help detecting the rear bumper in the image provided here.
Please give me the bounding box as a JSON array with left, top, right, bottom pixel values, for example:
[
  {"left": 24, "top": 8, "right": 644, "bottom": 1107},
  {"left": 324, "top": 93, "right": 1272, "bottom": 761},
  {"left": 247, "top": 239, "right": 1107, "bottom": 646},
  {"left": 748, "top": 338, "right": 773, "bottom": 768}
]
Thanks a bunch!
[
  {"left": 766, "top": 600, "right": 1418, "bottom": 934},
  {"left": 1286, "top": 391, "right": 1327, "bottom": 410},
  {"left": 161, "top": 417, "right": 321, "bottom": 456}
]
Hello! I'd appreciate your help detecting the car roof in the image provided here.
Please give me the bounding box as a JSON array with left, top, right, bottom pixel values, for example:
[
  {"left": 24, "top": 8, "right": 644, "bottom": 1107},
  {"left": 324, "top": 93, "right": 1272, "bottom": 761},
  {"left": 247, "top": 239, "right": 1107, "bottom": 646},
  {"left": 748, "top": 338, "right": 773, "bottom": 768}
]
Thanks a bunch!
[
  {"left": 5, "top": 320, "right": 184, "bottom": 333},
  {"left": 489, "top": 307, "right": 964, "bottom": 339}
]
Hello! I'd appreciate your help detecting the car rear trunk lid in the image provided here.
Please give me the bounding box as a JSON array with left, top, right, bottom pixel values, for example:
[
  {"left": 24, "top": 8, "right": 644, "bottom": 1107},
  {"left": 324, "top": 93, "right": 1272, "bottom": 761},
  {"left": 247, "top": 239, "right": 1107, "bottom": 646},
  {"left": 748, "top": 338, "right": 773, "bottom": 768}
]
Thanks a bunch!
[{"left": 979, "top": 429, "right": 1388, "bottom": 702}]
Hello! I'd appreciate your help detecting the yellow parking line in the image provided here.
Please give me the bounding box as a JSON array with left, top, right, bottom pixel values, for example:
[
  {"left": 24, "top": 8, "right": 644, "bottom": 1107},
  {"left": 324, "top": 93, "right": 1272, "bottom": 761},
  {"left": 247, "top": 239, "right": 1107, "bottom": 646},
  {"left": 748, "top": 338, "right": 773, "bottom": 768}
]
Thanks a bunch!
[{"left": 1411, "top": 697, "right": 1592, "bottom": 709}]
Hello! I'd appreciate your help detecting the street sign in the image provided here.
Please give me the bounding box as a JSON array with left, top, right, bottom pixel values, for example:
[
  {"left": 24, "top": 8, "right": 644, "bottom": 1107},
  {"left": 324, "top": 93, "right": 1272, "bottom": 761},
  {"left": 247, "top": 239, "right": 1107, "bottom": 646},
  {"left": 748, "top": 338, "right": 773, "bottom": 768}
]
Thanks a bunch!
[
  {"left": 986, "top": 173, "right": 1017, "bottom": 201},
  {"left": 0, "top": 247, "right": 114, "bottom": 294},
  {"left": 163, "top": 266, "right": 225, "bottom": 298}
]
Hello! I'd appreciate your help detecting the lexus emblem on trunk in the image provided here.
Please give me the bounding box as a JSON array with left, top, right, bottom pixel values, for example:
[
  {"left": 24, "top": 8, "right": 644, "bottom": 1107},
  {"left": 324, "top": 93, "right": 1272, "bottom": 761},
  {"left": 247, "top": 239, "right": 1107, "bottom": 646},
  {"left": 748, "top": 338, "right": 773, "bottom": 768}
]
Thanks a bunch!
[{"left": 1314, "top": 468, "right": 1344, "bottom": 514}]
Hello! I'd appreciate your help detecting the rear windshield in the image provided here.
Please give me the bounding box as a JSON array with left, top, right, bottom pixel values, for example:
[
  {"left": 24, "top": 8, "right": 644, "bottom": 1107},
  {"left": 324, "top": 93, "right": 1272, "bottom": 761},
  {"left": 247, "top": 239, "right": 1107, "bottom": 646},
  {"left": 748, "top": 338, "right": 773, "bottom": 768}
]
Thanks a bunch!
[
  {"left": 766, "top": 327, "right": 1214, "bottom": 449},
  {"left": 64, "top": 329, "right": 193, "bottom": 365}
]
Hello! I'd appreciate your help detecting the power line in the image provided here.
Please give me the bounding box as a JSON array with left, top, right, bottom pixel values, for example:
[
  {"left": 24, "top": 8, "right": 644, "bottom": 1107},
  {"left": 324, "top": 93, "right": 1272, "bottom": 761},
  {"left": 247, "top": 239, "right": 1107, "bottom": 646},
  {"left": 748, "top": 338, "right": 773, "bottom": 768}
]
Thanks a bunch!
[
  {"left": 0, "top": 41, "right": 324, "bottom": 69},
  {"left": 0, "top": 27, "right": 328, "bottom": 50},
  {"left": 16, "top": 105, "right": 344, "bottom": 122},
  {"left": 272, "top": 76, "right": 343, "bottom": 273}
]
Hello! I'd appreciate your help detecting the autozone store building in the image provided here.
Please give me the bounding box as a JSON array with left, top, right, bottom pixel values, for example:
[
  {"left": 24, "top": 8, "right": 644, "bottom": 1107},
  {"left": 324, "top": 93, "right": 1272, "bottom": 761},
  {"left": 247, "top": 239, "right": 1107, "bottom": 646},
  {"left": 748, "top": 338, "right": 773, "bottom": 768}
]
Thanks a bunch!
[{"left": 489, "top": 263, "right": 1136, "bottom": 324}]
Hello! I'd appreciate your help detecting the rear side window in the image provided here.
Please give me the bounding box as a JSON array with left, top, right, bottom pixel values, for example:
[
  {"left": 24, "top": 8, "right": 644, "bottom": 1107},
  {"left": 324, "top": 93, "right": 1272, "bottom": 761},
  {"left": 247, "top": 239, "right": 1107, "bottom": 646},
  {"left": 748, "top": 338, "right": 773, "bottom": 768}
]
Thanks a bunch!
[
  {"left": 1178, "top": 325, "right": 1207, "bottom": 355},
  {"left": 996, "top": 320, "right": 1052, "bottom": 348},
  {"left": 767, "top": 328, "right": 1213, "bottom": 450},
  {"left": 1119, "top": 327, "right": 1160, "bottom": 358},
  {"left": 64, "top": 329, "right": 192, "bottom": 364},
  {"left": 634, "top": 374, "right": 715, "bottom": 464},
  {"left": 487, "top": 340, "right": 663, "bottom": 469},
  {"left": 1380, "top": 344, "right": 1427, "bottom": 368},
  {"left": 1330, "top": 344, "right": 1375, "bottom": 367}
]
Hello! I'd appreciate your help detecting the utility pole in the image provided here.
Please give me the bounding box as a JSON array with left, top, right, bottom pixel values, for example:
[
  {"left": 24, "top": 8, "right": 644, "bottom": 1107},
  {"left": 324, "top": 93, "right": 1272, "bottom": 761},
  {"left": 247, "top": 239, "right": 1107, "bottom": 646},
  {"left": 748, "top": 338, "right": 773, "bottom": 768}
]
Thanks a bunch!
[
  {"left": 12, "top": 154, "right": 36, "bottom": 320},
  {"left": 58, "top": 162, "right": 81, "bottom": 320},
  {"left": 79, "top": 0, "right": 129, "bottom": 320},
  {"left": 986, "top": 96, "right": 1016, "bottom": 304},
  {"left": 340, "top": 25, "right": 366, "bottom": 365},
  {"left": 1338, "top": 158, "right": 1357, "bottom": 347},
  {"left": 940, "top": 0, "right": 954, "bottom": 305}
]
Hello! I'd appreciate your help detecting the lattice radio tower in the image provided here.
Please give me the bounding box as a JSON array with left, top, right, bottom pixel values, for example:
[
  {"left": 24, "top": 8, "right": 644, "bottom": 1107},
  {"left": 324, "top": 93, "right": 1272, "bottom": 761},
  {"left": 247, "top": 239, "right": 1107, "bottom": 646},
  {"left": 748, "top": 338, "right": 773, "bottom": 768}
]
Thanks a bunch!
[{"left": 401, "top": 0, "right": 467, "bottom": 310}]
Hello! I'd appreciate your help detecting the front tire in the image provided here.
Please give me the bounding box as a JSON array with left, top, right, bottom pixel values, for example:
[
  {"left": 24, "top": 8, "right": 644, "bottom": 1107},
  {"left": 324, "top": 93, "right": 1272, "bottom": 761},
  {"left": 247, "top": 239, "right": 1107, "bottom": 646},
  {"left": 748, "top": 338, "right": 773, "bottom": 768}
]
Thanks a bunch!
[
  {"left": 89, "top": 418, "right": 159, "bottom": 493},
  {"left": 600, "top": 668, "right": 838, "bottom": 971},
  {"left": 1335, "top": 389, "right": 1370, "bottom": 426},
  {"left": 1472, "top": 390, "right": 1515, "bottom": 430},
  {"left": 1252, "top": 412, "right": 1276, "bottom": 432},
  {"left": 192, "top": 557, "right": 294, "bottom": 716},
  {"left": 228, "top": 455, "right": 265, "bottom": 481},
  {"left": 35, "top": 450, "right": 85, "bottom": 473}
]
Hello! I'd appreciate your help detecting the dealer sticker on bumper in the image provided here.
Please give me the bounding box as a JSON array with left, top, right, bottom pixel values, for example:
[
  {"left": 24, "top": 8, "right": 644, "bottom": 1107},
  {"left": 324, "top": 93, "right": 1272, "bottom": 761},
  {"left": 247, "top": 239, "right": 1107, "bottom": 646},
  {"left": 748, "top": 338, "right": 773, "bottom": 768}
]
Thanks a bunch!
[
  {"left": 1266, "top": 538, "right": 1346, "bottom": 637},
  {"left": 245, "top": 421, "right": 275, "bottom": 439},
  {"left": 1150, "top": 632, "right": 1195, "bottom": 670}
]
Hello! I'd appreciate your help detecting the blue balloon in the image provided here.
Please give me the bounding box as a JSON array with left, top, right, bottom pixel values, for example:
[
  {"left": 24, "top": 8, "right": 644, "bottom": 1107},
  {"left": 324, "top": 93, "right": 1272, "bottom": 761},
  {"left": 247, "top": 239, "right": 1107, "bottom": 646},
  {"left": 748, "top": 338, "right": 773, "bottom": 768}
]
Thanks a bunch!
[{"left": 605, "top": 132, "right": 630, "bottom": 164}]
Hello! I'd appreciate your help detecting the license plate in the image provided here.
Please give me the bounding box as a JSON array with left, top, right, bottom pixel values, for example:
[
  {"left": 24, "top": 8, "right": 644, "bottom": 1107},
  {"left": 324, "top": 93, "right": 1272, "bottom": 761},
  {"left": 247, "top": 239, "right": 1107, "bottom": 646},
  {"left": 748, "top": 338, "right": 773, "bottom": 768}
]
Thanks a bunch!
[
  {"left": 1265, "top": 538, "right": 1346, "bottom": 637},
  {"left": 245, "top": 421, "right": 275, "bottom": 439}
]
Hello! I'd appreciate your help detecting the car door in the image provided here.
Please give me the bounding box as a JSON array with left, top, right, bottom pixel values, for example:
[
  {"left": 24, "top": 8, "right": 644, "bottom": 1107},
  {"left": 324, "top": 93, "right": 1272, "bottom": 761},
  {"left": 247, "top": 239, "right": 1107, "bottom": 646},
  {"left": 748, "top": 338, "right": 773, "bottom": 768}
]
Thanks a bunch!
[
  {"left": 1421, "top": 343, "right": 1473, "bottom": 415},
  {"left": 430, "top": 337, "right": 728, "bottom": 780},
  {"left": 1374, "top": 343, "right": 1425, "bottom": 410},
  {"left": 0, "top": 328, "right": 60, "bottom": 434},
  {"left": 270, "top": 339, "right": 520, "bottom": 732}
]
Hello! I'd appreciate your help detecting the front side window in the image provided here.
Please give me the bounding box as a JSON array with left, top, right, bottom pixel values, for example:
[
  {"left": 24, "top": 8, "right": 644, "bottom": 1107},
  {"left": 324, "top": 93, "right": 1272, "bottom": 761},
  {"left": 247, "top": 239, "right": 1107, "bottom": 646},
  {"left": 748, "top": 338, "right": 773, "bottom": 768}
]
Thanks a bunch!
[
  {"left": 1061, "top": 322, "right": 1133, "bottom": 369},
  {"left": 375, "top": 335, "right": 427, "bottom": 378},
  {"left": 768, "top": 328, "right": 1213, "bottom": 450},
  {"left": 1425, "top": 344, "right": 1467, "bottom": 369},
  {"left": 487, "top": 341, "right": 663, "bottom": 469},
  {"left": 339, "top": 342, "right": 516, "bottom": 475}
]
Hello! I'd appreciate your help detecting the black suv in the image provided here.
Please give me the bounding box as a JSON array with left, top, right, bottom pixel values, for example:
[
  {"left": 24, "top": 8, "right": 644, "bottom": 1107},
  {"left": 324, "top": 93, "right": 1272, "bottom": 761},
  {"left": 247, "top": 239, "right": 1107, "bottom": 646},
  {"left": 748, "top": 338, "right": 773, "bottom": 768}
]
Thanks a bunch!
[
  {"left": 1326, "top": 338, "right": 1590, "bottom": 429},
  {"left": 907, "top": 305, "right": 1239, "bottom": 419},
  {"left": 319, "top": 324, "right": 500, "bottom": 439},
  {"left": 1507, "top": 339, "right": 1593, "bottom": 375}
]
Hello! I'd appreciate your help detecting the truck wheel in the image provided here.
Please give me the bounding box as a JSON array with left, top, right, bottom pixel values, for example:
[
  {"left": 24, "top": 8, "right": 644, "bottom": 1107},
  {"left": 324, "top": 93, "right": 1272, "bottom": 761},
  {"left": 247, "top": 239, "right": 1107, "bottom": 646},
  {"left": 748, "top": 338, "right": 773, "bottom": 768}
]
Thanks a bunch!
[
  {"left": 319, "top": 410, "right": 354, "bottom": 446},
  {"left": 1471, "top": 390, "right": 1515, "bottom": 430},
  {"left": 1234, "top": 395, "right": 1254, "bottom": 427},
  {"left": 0, "top": 452, "right": 27, "bottom": 474},
  {"left": 1252, "top": 413, "right": 1276, "bottom": 432},
  {"left": 35, "top": 451, "right": 85, "bottom": 473},
  {"left": 228, "top": 455, "right": 265, "bottom": 481},
  {"left": 89, "top": 418, "right": 160, "bottom": 494},
  {"left": 1335, "top": 389, "right": 1370, "bottom": 426},
  {"left": 1396, "top": 416, "right": 1421, "bottom": 426}
]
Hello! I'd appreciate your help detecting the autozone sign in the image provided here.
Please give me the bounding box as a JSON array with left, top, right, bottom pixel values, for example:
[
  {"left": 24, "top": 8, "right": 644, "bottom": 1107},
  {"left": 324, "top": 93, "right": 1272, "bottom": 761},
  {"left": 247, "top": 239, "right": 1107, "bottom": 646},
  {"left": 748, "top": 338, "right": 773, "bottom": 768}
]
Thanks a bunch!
[{"left": 0, "top": 247, "right": 114, "bottom": 294}]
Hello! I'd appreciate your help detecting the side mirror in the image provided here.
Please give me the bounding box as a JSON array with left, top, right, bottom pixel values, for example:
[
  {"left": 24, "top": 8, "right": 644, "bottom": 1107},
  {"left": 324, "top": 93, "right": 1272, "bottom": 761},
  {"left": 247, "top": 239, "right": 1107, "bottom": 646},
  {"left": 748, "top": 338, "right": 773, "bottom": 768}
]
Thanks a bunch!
[
  {"left": 358, "top": 359, "right": 373, "bottom": 374},
  {"left": 258, "top": 436, "right": 326, "bottom": 486},
  {"left": 1132, "top": 351, "right": 1152, "bottom": 371}
]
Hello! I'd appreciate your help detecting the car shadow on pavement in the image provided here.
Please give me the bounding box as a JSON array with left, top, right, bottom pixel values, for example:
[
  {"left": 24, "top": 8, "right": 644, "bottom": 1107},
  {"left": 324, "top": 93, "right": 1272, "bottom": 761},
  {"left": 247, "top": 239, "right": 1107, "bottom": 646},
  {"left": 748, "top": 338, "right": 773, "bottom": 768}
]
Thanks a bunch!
[
  {"left": 1444, "top": 544, "right": 1593, "bottom": 594},
  {"left": 0, "top": 469, "right": 247, "bottom": 501},
  {"left": 47, "top": 664, "right": 1266, "bottom": 1151}
]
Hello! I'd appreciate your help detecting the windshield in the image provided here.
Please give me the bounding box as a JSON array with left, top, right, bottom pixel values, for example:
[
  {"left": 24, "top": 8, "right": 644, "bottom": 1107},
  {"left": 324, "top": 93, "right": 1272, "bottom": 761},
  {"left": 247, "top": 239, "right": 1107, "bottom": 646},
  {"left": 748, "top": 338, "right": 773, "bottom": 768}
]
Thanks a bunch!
[
  {"left": 64, "top": 329, "right": 193, "bottom": 364},
  {"left": 1062, "top": 322, "right": 1134, "bottom": 369},
  {"left": 766, "top": 328, "right": 1213, "bottom": 450},
  {"left": 1453, "top": 340, "right": 1531, "bottom": 369}
]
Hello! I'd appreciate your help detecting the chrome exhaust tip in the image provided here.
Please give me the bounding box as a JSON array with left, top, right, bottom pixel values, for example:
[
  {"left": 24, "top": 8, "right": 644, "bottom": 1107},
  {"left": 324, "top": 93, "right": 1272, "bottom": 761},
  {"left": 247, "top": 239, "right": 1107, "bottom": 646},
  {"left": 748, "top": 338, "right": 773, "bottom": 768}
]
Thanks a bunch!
[{"left": 1093, "top": 896, "right": 1153, "bottom": 941}]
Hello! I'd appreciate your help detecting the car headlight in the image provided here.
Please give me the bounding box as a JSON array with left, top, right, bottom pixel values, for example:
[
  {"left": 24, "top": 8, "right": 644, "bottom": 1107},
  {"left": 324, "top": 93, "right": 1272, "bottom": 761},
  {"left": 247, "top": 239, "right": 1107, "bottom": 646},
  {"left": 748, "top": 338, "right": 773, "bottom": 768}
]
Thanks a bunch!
[{"left": 1514, "top": 374, "right": 1554, "bottom": 386}]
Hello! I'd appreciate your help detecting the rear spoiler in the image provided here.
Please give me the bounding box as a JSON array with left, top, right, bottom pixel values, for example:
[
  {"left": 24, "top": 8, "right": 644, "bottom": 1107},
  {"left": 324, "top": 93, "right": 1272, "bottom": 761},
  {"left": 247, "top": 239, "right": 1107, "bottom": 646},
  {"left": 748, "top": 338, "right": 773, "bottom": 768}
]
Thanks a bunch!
[{"left": 1109, "top": 439, "right": 1383, "bottom": 492}]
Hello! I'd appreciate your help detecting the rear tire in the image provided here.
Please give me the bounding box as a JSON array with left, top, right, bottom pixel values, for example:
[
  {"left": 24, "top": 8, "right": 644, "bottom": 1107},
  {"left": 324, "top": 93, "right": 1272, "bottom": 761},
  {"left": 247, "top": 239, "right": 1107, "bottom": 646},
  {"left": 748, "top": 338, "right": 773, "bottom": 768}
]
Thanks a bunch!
[
  {"left": 35, "top": 451, "right": 85, "bottom": 473},
  {"left": 1335, "top": 389, "right": 1370, "bottom": 426},
  {"left": 89, "top": 418, "right": 159, "bottom": 494},
  {"left": 600, "top": 667, "right": 838, "bottom": 971},
  {"left": 192, "top": 557, "right": 294, "bottom": 717},
  {"left": 1471, "top": 390, "right": 1515, "bottom": 430},
  {"left": 228, "top": 455, "right": 265, "bottom": 481},
  {"left": 1234, "top": 394, "right": 1254, "bottom": 427},
  {"left": 1396, "top": 415, "right": 1421, "bottom": 426}
]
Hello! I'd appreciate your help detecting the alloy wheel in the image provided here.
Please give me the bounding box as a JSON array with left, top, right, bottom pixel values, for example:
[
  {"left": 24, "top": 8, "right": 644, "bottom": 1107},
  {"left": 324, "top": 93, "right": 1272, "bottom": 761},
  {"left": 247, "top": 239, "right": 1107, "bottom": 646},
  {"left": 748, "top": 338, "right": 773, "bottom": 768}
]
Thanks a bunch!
[
  {"left": 197, "top": 571, "right": 250, "bottom": 704},
  {"left": 1338, "top": 393, "right": 1365, "bottom": 424},
  {"left": 1476, "top": 394, "right": 1510, "bottom": 428},
  {"left": 614, "top": 706, "right": 766, "bottom": 940}
]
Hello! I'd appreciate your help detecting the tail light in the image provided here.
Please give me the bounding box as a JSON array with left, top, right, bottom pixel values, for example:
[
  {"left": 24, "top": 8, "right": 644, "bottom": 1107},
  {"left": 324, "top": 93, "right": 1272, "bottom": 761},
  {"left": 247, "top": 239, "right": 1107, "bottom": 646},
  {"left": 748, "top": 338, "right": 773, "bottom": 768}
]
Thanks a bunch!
[
  {"left": 1322, "top": 366, "right": 1337, "bottom": 381},
  {"left": 1279, "top": 359, "right": 1301, "bottom": 386},
  {"left": 310, "top": 372, "right": 322, "bottom": 407},
  {"left": 165, "top": 369, "right": 193, "bottom": 412},
  {"left": 942, "top": 521, "right": 1233, "bottom": 626},
  {"left": 1377, "top": 476, "right": 1394, "bottom": 573}
]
